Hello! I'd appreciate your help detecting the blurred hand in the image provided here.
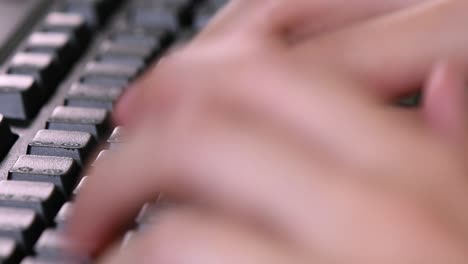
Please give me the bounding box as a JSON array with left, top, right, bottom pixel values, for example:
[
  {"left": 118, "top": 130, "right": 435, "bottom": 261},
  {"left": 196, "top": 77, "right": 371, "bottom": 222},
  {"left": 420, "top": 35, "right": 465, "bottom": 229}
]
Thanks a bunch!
[{"left": 68, "top": 0, "right": 468, "bottom": 263}]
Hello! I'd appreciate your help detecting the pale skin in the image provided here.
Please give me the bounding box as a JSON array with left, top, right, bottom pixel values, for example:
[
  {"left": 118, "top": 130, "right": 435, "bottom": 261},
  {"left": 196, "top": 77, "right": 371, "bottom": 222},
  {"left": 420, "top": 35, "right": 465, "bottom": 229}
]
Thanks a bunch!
[{"left": 68, "top": 0, "right": 468, "bottom": 263}]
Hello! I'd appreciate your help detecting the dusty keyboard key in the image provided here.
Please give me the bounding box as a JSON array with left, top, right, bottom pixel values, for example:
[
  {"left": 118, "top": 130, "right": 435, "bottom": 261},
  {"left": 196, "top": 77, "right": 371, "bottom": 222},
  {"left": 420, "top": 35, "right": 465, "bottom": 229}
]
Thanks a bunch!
[
  {"left": 107, "top": 126, "right": 126, "bottom": 149},
  {"left": 9, "top": 155, "right": 79, "bottom": 196},
  {"left": 0, "top": 180, "right": 64, "bottom": 224},
  {"left": 0, "top": 74, "right": 42, "bottom": 120},
  {"left": 47, "top": 106, "right": 110, "bottom": 139},
  {"left": 0, "top": 207, "right": 44, "bottom": 251},
  {"left": 65, "top": 83, "right": 123, "bottom": 110},
  {"left": 28, "top": 129, "right": 95, "bottom": 166},
  {"left": 0, "top": 115, "right": 18, "bottom": 160},
  {"left": 0, "top": 238, "right": 23, "bottom": 264},
  {"left": 81, "top": 61, "right": 139, "bottom": 87}
]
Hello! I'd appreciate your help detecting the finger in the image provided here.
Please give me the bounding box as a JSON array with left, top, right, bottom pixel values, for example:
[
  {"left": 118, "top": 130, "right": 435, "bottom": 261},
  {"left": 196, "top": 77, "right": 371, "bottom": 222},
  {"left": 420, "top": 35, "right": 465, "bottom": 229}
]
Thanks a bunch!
[
  {"left": 69, "top": 110, "right": 336, "bottom": 255},
  {"left": 268, "top": 0, "right": 426, "bottom": 41},
  {"left": 70, "top": 104, "right": 467, "bottom": 262},
  {"left": 423, "top": 62, "right": 468, "bottom": 146},
  {"left": 292, "top": 0, "right": 468, "bottom": 100},
  {"left": 98, "top": 207, "right": 308, "bottom": 264},
  {"left": 114, "top": 0, "right": 425, "bottom": 125}
]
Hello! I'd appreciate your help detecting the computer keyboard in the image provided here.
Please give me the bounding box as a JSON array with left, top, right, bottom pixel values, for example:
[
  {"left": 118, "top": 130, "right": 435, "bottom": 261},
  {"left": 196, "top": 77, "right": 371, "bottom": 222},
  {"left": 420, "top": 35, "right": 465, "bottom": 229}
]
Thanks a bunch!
[{"left": 0, "top": 0, "right": 227, "bottom": 263}]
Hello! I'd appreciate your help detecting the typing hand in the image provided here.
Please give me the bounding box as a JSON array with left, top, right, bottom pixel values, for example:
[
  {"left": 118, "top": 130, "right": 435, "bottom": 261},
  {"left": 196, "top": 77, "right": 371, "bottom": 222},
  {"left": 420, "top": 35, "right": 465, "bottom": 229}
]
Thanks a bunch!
[{"left": 69, "top": 0, "right": 468, "bottom": 262}]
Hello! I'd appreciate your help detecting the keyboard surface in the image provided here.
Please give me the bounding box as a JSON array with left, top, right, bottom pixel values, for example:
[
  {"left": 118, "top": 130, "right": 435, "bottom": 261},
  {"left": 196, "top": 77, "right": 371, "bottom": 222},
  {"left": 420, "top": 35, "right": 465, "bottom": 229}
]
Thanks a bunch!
[{"left": 0, "top": 0, "right": 227, "bottom": 263}]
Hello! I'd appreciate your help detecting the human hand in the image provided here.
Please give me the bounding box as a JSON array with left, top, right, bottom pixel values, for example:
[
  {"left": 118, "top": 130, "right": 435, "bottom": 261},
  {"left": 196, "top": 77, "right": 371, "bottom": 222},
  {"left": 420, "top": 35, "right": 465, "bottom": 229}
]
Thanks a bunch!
[
  {"left": 73, "top": 60, "right": 468, "bottom": 263},
  {"left": 69, "top": 0, "right": 468, "bottom": 262}
]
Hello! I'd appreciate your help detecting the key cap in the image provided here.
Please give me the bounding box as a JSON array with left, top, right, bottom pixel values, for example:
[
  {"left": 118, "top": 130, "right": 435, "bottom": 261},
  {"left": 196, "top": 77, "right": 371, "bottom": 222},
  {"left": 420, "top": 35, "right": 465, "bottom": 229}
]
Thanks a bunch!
[
  {"left": 54, "top": 202, "right": 73, "bottom": 227},
  {"left": 133, "top": 0, "right": 196, "bottom": 25},
  {"left": 92, "top": 150, "right": 109, "bottom": 166},
  {"left": 107, "top": 126, "right": 125, "bottom": 149},
  {"left": 0, "top": 238, "right": 23, "bottom": 264},
  {"left": 194, "top": 3, "right": 221, "bottom": 30},
  {"left": 8, "top": 52, "right": 60, "bottom": 96},
  {"left": 46, "top": 106, "right": 110, "bottom": 139},
  {"left": 81, "top": 61, "right": 139, "bottom": 87},
  {"left": 0, "top": 207, "right": 44, "bottom": 251},
  {"left": 97, "top": 41, "right": 156, "bottom": 68},
  {"left": 0, "top": 180, "right": 64, "bottom": 224},
  {"left": 61, "top": 0, "right": 114, "bottom": 27},
  {"left": 0, "top": 115, "right": 17, "bottom": 160},
  {"left": 65, "top": 83, "right": 123, "bottom": 110},
  {"left": 42, "top": 12, "right": 91, "bottom": 47},
  {"left": 72, "top": 176, "right": 87, "bottom": 198},
  {"left": 9, "top": 155, "right": 79, "bottom": 196},
  {"left": 0, "top": 74, "right": 42, "bottom": 120},
  {"left": 25, "top": 32, "right": 77, "bottom": 66},
  {"left": 110, "top": 29, "right": 164, "bottom": 48},
  {"left": 129, "top": 7, "right": 179, "bottom": 34},
  {"left": 35, "top": 229, "right": 90, "bottom": 262},
  {"left": 28, "top": 130, "right": 95, "bottom": 166}
]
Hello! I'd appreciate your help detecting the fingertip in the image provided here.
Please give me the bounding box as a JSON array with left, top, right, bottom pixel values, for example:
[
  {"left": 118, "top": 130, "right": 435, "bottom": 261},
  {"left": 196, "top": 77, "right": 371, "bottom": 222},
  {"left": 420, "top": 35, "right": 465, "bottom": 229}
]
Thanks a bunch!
[
  {"left": 423, "top": 61, "right": 467, "bottom": 143},
  {"left": 114, "top": 84, "right": 142, "bottom": 126}
]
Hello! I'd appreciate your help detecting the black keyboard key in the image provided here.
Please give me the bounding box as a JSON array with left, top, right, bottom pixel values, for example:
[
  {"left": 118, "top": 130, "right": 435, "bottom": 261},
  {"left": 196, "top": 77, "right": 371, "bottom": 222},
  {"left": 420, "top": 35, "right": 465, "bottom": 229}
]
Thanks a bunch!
[
  {"left": 35, "top": 229, "right": 89, "bottom": 262},
  {"left": 9, "top": 155, "right": 79, "bottom": 196},
  {"left": 97, "top": 40, "right": 157, "bottom": 67},
  {"left": 54, "top": 202, "right": 73, "bottom": 227},
  {"left": 0, "top": 115, "right": 17, "bottom": 160},
  {"left": 0, "top": 207, "right": 44, "bottom": 251},
  {"left": 92, "top": 150, "right": 109, "bottom": 167},
  {"left": 0, "top": 181, "right": 64, "bottom": 224},
  {"left": 107, "top": 126, "right": 125, "bottom": 149},
  {"left": 42, "top": 12, "right": 91, "bottom": 47},
  {"left": 0, "top": 238, "right": 23, "bottom": 264},
  {"left": 129, "top": 7, "right": 179, "bottom": 34},
  {"left": 0, "top": 74, "right": 42, "bottom": 120},
  {"left": 61, "top": 0, "right": 114, "bottom": 27},
  {"left": 65, "top": 83, "right": 123, "bottom": 110},
  {"left": 28, "top": 130, "right": 95, "bottom": 166},
  {"left": 81, "top": 61, "right": 139, "bottom": 87},
  {"left": 72, "top": 176, "right": 87, "bottom": 198},
  {"left": 110, "top": 29, "right": 163, "bottom": 48},
  {"left": 195, "top": 3, "right": 222, "bottom": 30},
  {"left": 25, "top": 32, "right": 77, "bottom": 66},
  {"left": 8, "top": 52, "right": 60, "bottom": 96},
  {"left": 46, "top": 106, "right": 110, "bottom": 139}
]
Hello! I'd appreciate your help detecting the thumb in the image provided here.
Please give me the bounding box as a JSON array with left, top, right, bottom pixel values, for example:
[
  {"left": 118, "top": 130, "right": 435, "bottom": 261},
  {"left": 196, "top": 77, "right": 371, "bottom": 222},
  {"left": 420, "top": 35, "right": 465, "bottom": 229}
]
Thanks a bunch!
[{"left": 423, "top": 62, "right": 468, "bottom": 146}]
